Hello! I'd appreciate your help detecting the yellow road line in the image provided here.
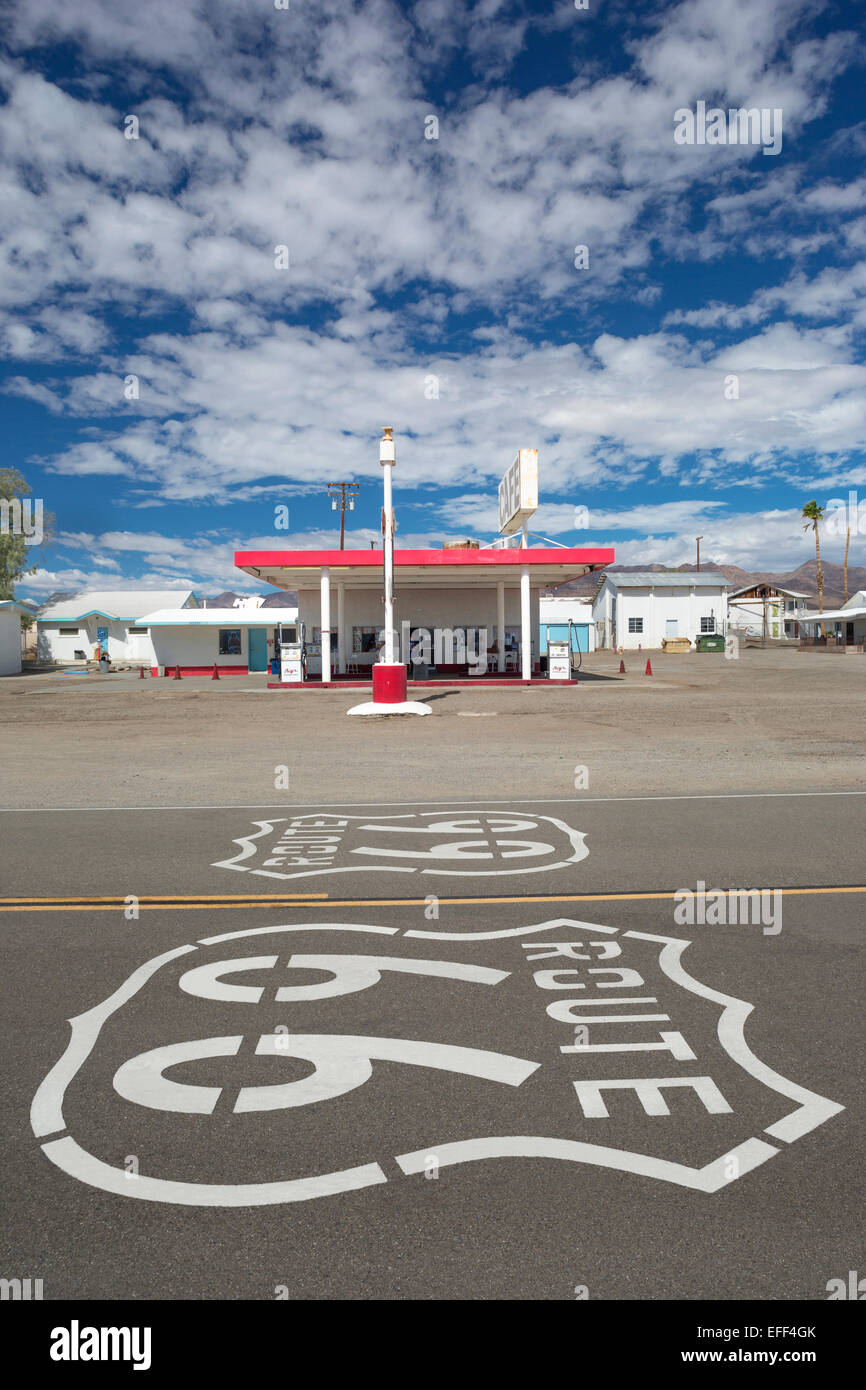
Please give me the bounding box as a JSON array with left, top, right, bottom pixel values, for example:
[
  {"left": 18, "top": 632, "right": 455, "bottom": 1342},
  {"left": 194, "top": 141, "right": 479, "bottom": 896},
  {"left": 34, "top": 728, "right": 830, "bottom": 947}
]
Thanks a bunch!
[
  {"left": 0, "top": 886, "right": 864, "bottom": 912},
  {"left": 0, "top": 893, "right": 329, "bottom": 904}
]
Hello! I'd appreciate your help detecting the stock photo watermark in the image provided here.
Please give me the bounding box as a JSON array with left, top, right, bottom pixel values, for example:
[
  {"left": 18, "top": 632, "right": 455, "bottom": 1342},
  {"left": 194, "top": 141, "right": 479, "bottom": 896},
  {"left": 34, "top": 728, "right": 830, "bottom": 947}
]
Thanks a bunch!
[
  {"left": 674, "top": 882, "right": 782, "bottom": 935},
  {"left": 0, "top": 496, "right": 43, "bottom": 545},
  {"left": 674, "top": 102, "right": 783, "bottom": 156}
]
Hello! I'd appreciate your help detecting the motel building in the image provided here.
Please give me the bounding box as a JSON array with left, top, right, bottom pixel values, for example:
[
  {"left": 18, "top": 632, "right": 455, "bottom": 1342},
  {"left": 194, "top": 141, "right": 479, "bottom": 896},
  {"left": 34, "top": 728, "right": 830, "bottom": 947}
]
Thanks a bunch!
[
  {"left": 137, "top": 598, "right": 300, "bottom": 675},
  {"left": 232, "top": 544, "right": 615, "bottom": 684},
  {"left": 37, "top": 590, "right": 199, "bottom": 667}
]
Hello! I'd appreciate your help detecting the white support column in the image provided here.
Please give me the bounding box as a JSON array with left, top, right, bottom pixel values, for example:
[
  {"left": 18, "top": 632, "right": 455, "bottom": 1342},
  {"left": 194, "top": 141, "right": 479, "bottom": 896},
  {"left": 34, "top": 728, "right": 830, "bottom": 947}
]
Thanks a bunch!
[
  {"left": 497, "top": 581, "right": 505, "bottom": 672},
  {"left": 520, "top": 567, "right": 531, "bottom": 680},
  {"left": 337, "top": 583, "right": 345, "bottom": 674},
  {"left": 320, "top": 567, "right": 331, "bottom": 683}
]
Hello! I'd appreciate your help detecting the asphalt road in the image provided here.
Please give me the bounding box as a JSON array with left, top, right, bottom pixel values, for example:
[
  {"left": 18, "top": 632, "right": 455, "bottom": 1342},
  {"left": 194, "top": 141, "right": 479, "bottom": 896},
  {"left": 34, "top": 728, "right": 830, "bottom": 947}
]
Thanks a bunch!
[{"left": 1, "top": 794, "right": 862, "bottom": 1300}]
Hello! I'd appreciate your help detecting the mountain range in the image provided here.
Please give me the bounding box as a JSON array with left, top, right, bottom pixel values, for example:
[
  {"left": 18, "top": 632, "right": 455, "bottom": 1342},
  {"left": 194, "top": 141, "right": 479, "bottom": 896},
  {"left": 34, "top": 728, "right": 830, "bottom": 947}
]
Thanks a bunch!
[{"left": 550, "top": 560, "right": 866, "bottom": 610}]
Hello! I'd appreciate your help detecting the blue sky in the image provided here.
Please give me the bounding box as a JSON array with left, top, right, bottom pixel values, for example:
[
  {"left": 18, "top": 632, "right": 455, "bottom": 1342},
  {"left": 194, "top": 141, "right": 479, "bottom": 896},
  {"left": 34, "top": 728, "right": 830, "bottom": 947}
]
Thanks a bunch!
[{"left": 2, "top": 0, "right": 865, "bottom": 598}]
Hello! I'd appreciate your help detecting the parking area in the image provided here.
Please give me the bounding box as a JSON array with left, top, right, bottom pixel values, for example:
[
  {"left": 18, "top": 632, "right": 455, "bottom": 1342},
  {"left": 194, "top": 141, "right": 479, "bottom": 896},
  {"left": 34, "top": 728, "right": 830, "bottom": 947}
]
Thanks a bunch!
[{"left": 1, "top": 647, "right": 864, "bottom": 807}]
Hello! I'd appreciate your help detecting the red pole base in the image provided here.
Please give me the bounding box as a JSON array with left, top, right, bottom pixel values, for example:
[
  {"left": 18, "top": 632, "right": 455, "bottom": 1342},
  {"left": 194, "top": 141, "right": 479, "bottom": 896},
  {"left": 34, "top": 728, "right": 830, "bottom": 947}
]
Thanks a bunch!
[{"left": 372, "top": 662, "right": 407, "bottom": 703}]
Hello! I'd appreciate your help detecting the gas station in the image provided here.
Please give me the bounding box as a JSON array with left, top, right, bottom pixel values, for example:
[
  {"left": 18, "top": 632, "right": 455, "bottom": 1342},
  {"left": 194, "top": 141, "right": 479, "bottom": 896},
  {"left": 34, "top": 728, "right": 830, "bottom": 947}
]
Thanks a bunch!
[{"left": 234, "top": 432, "right": 614, "bottom": 703}]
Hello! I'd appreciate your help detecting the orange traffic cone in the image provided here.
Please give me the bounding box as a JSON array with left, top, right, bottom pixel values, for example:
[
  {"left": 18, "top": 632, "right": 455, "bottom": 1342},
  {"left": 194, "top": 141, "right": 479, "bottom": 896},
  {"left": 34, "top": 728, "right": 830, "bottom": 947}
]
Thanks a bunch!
[
  {"left": 645, "top": 659, "right": 652, "bottom": 675},
  {"left": 173, "top": 664, "right": 182, "bottom": 679},
  {"left": 211, "top": 663, "right": 220, "bottom": 680},
  {"left": 619, "top": 659, "right": 625, "bottom": 673}
]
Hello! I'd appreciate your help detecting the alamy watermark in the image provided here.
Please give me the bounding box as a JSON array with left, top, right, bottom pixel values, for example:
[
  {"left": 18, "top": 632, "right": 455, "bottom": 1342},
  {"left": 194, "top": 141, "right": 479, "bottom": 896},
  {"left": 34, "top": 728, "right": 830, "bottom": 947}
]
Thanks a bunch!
[
  {"left": 825, "top": 491, "right": 866, "bottom": 536},
  {"left": 674, "top": 881, "right": 782, "bottom": 936},
  {"left": 674, "top": 102, "right": 783, "bottom": 157},
  {"left": 0, "top": 497, "right": 43, "bottom": 545}
]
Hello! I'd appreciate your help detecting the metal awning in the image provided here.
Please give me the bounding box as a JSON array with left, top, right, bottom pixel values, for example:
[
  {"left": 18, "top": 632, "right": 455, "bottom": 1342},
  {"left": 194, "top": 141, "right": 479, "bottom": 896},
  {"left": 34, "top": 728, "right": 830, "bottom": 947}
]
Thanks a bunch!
[{"left": 234, "top": 547, "right": 615, "bottom": 591}]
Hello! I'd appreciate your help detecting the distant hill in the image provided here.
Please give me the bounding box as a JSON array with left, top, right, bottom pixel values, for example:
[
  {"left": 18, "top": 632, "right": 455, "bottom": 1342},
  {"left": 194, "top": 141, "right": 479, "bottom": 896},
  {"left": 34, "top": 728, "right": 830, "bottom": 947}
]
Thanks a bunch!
[
  {"left": 548, "top": 560, "right": 866, "bottom": 609},
  {"left": 35, "top": 590, "right": 79, "bottom": 614},
  {"left": 203, "top": 590, "right": 298, "bottom": 608}
]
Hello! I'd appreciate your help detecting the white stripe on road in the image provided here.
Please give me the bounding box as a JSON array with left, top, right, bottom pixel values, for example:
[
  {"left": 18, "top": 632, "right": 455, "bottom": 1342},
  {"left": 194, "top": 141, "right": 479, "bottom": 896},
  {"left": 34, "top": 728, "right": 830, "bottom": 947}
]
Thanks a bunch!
[{"left": 2, "top": 790, "right": 865, "bottom": 812}]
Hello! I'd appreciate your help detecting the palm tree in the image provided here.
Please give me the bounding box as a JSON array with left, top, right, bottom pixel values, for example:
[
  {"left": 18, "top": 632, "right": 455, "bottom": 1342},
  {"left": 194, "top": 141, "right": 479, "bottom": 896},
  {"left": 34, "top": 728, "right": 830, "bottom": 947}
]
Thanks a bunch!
[{"left": 801, "top": 500, "right": 825, "bottom": 615}]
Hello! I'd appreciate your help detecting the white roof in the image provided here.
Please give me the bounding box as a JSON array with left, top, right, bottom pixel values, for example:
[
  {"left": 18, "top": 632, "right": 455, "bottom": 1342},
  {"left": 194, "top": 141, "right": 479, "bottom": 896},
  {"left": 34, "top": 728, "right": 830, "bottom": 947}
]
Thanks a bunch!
[
  {"left": 602, "top": 571, "right": 732, "bottom": 589},
  {"left": 39, "top": 590, "right": 197, "bottom": 621},
  {"left": 139, "top": 607, "right": 298, "bottom": 627},
  {"left": 800, "top": 606, "right": 866, "bottom": 623}
]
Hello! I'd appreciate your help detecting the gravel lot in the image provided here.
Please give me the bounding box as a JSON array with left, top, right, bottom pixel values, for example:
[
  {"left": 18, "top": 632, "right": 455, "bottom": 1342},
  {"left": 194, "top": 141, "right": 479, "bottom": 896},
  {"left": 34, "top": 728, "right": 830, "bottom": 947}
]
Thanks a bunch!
[{"left": 1, "top": 647, "right": 863, "bottom": 808}]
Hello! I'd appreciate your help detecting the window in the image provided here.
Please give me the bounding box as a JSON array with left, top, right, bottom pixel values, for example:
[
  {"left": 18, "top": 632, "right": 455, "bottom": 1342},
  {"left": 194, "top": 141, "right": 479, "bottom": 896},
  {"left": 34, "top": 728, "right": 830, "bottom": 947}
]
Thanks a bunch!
[
  {"left": 218, "top": 628, "right": 242, "bottom": 655},
  {"left": 700, "top": 616, "right": 715, "bottom": 633},
  {"left": 311, "top": 627, "right": 339, "bottom": 655},
  {"left": 127, "top": 626, "right": 148, "bottom": 635},
  {"left": 59, "top": 627, "right": 80, "bottom": 635},
  {"left": 628, "top": 617, "right": 643, "bottom": 633},
  {"left": 352, "top": 626, "right": 379, "bottom": 653}
]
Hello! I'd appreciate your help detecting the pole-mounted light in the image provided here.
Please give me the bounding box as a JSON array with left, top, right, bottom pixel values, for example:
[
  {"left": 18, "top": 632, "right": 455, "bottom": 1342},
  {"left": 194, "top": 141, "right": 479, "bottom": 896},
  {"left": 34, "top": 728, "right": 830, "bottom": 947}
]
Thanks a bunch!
[{"left": 379, "top": 427, "right": 396, "bottom": 664}]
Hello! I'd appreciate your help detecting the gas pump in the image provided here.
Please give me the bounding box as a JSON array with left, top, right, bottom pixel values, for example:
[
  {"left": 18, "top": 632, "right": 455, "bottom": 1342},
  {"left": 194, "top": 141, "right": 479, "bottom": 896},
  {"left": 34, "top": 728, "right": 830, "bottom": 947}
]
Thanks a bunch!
[
  {"left": 278, "top": 621, "right": 306, "bottom": 682},
  {"left": 547, "top": 636, "right": 571, "bottom": 680},
  {"left": 548, "top": 619, "right": 579, "bottom": 680}
]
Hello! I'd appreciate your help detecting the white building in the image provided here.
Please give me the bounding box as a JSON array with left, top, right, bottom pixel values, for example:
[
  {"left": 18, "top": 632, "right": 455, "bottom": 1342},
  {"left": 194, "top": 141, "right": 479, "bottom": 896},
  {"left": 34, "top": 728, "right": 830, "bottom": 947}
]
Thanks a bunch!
[
  {"left": 37, "top": 590, "right": 198, "bottom": 666},
  {"left": 593, "top": 572, "right": 731, "bottom": 650},
  {"left": 0, "top": 600, "right": 31, "bottom": 676},
  {"left": 727, "top": 583, "right": 814, "bottom": 640},
  {"left": 139, "top": 606, "right": 299, "bottom": 674},
  {"left": 799, "top": 590, "right": 866, "bottom": 649}
]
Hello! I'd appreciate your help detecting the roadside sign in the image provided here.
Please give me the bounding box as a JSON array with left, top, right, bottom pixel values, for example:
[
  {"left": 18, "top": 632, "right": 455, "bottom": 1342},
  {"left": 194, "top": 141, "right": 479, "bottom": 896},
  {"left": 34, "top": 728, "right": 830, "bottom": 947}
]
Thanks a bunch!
[{"left": 498, "top": 449, "right": 538, "bottom": 535}]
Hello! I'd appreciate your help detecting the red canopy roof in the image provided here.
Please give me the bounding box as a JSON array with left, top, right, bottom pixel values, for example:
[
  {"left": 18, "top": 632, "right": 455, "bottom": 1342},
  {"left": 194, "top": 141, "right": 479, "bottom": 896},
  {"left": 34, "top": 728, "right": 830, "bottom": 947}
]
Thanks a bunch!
[{"left": 235, "top": 546, "right": 614, "bottom": 590}]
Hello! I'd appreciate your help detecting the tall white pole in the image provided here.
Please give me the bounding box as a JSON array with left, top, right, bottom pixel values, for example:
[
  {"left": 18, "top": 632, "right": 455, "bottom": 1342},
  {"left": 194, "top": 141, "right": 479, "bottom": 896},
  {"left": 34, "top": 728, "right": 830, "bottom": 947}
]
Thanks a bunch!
[
  {"left": 497, "top": 581, "right": 505, "bottom": 673},
  {"left": 320, "top": 567, "right": 331, "bottom": 683},
  {"left": 520, "top": 566, "right": 531, "bottom": 680},
  {"left": 380, "top": 427, "right": 396, "bottom": 664},
  {"left": 337, "top": 582, "right": 345, "bottom": 674}
]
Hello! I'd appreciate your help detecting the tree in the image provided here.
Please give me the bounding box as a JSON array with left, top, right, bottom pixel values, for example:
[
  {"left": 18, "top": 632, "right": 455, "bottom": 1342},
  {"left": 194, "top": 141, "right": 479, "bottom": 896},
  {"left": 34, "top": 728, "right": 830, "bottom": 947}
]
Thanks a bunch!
[
  {"left": 0, "top": 468, "right": 53, "bottom": 600},
  {"left": 801, "top": 500, "right": 825, "bottom": 616}
]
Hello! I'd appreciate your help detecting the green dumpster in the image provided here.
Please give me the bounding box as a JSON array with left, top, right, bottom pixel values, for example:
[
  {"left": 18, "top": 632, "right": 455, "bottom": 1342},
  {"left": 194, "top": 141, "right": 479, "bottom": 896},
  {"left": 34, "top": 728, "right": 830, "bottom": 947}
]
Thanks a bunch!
[{"left": 695, "top": 634, "right": 725, "bottom": 652}]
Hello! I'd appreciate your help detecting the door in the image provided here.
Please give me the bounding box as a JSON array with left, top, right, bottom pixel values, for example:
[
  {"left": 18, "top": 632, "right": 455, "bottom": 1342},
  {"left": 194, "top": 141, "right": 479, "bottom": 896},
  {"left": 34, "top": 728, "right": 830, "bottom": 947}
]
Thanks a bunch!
[
  {"left": 665, "top": 619, "right": 678, "bottom": 638},
  {"left": 248, "top": 628, "right": 267, "bottom": 671}
]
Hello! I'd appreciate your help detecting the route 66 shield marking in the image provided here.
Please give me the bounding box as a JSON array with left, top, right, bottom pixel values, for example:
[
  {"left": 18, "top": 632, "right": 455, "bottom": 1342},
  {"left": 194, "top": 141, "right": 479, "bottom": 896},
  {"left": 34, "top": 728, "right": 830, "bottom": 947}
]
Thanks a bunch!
[
  {"left": 212, "top": 810, "right": 588, "bottom": 881},
  {"left": 31, "top": 918, "right": 843, "bottom": 1207}
]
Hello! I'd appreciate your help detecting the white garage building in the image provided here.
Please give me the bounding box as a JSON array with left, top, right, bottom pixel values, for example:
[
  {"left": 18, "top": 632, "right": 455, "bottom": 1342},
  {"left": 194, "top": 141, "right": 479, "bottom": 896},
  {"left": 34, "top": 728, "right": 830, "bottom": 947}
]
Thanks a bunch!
[
  {"left": 37, "top": 590, "right": 198, "bottom": 666},
  {"left": 0, "top": 600, "right": 30, "bottom": 676},
  {"left": 138, "top": 604, "right": 299, "bottom": 675},
  {"left": 593, "top": 572, "right": 731, "bottom": 650}
]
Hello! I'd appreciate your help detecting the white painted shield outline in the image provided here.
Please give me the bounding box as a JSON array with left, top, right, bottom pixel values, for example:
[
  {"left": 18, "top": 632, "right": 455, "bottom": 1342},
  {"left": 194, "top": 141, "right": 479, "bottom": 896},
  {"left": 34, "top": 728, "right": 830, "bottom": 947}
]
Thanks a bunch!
[
  {"left": 211, "top": 811, "right": 588, "bottom": 881},
  {"left": 31, "top": 920, "right": 844, "bottom": 1206}
]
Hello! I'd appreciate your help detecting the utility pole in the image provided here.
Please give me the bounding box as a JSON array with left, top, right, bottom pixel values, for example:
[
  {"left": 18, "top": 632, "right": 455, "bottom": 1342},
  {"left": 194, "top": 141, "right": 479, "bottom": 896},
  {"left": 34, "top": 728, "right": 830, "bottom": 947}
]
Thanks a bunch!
[
  {"left": 327, "top": 481, "right": 360, "bottom": 550},
  {"left": 696, "top": 536, "right": 703, "bottom": 572}
]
